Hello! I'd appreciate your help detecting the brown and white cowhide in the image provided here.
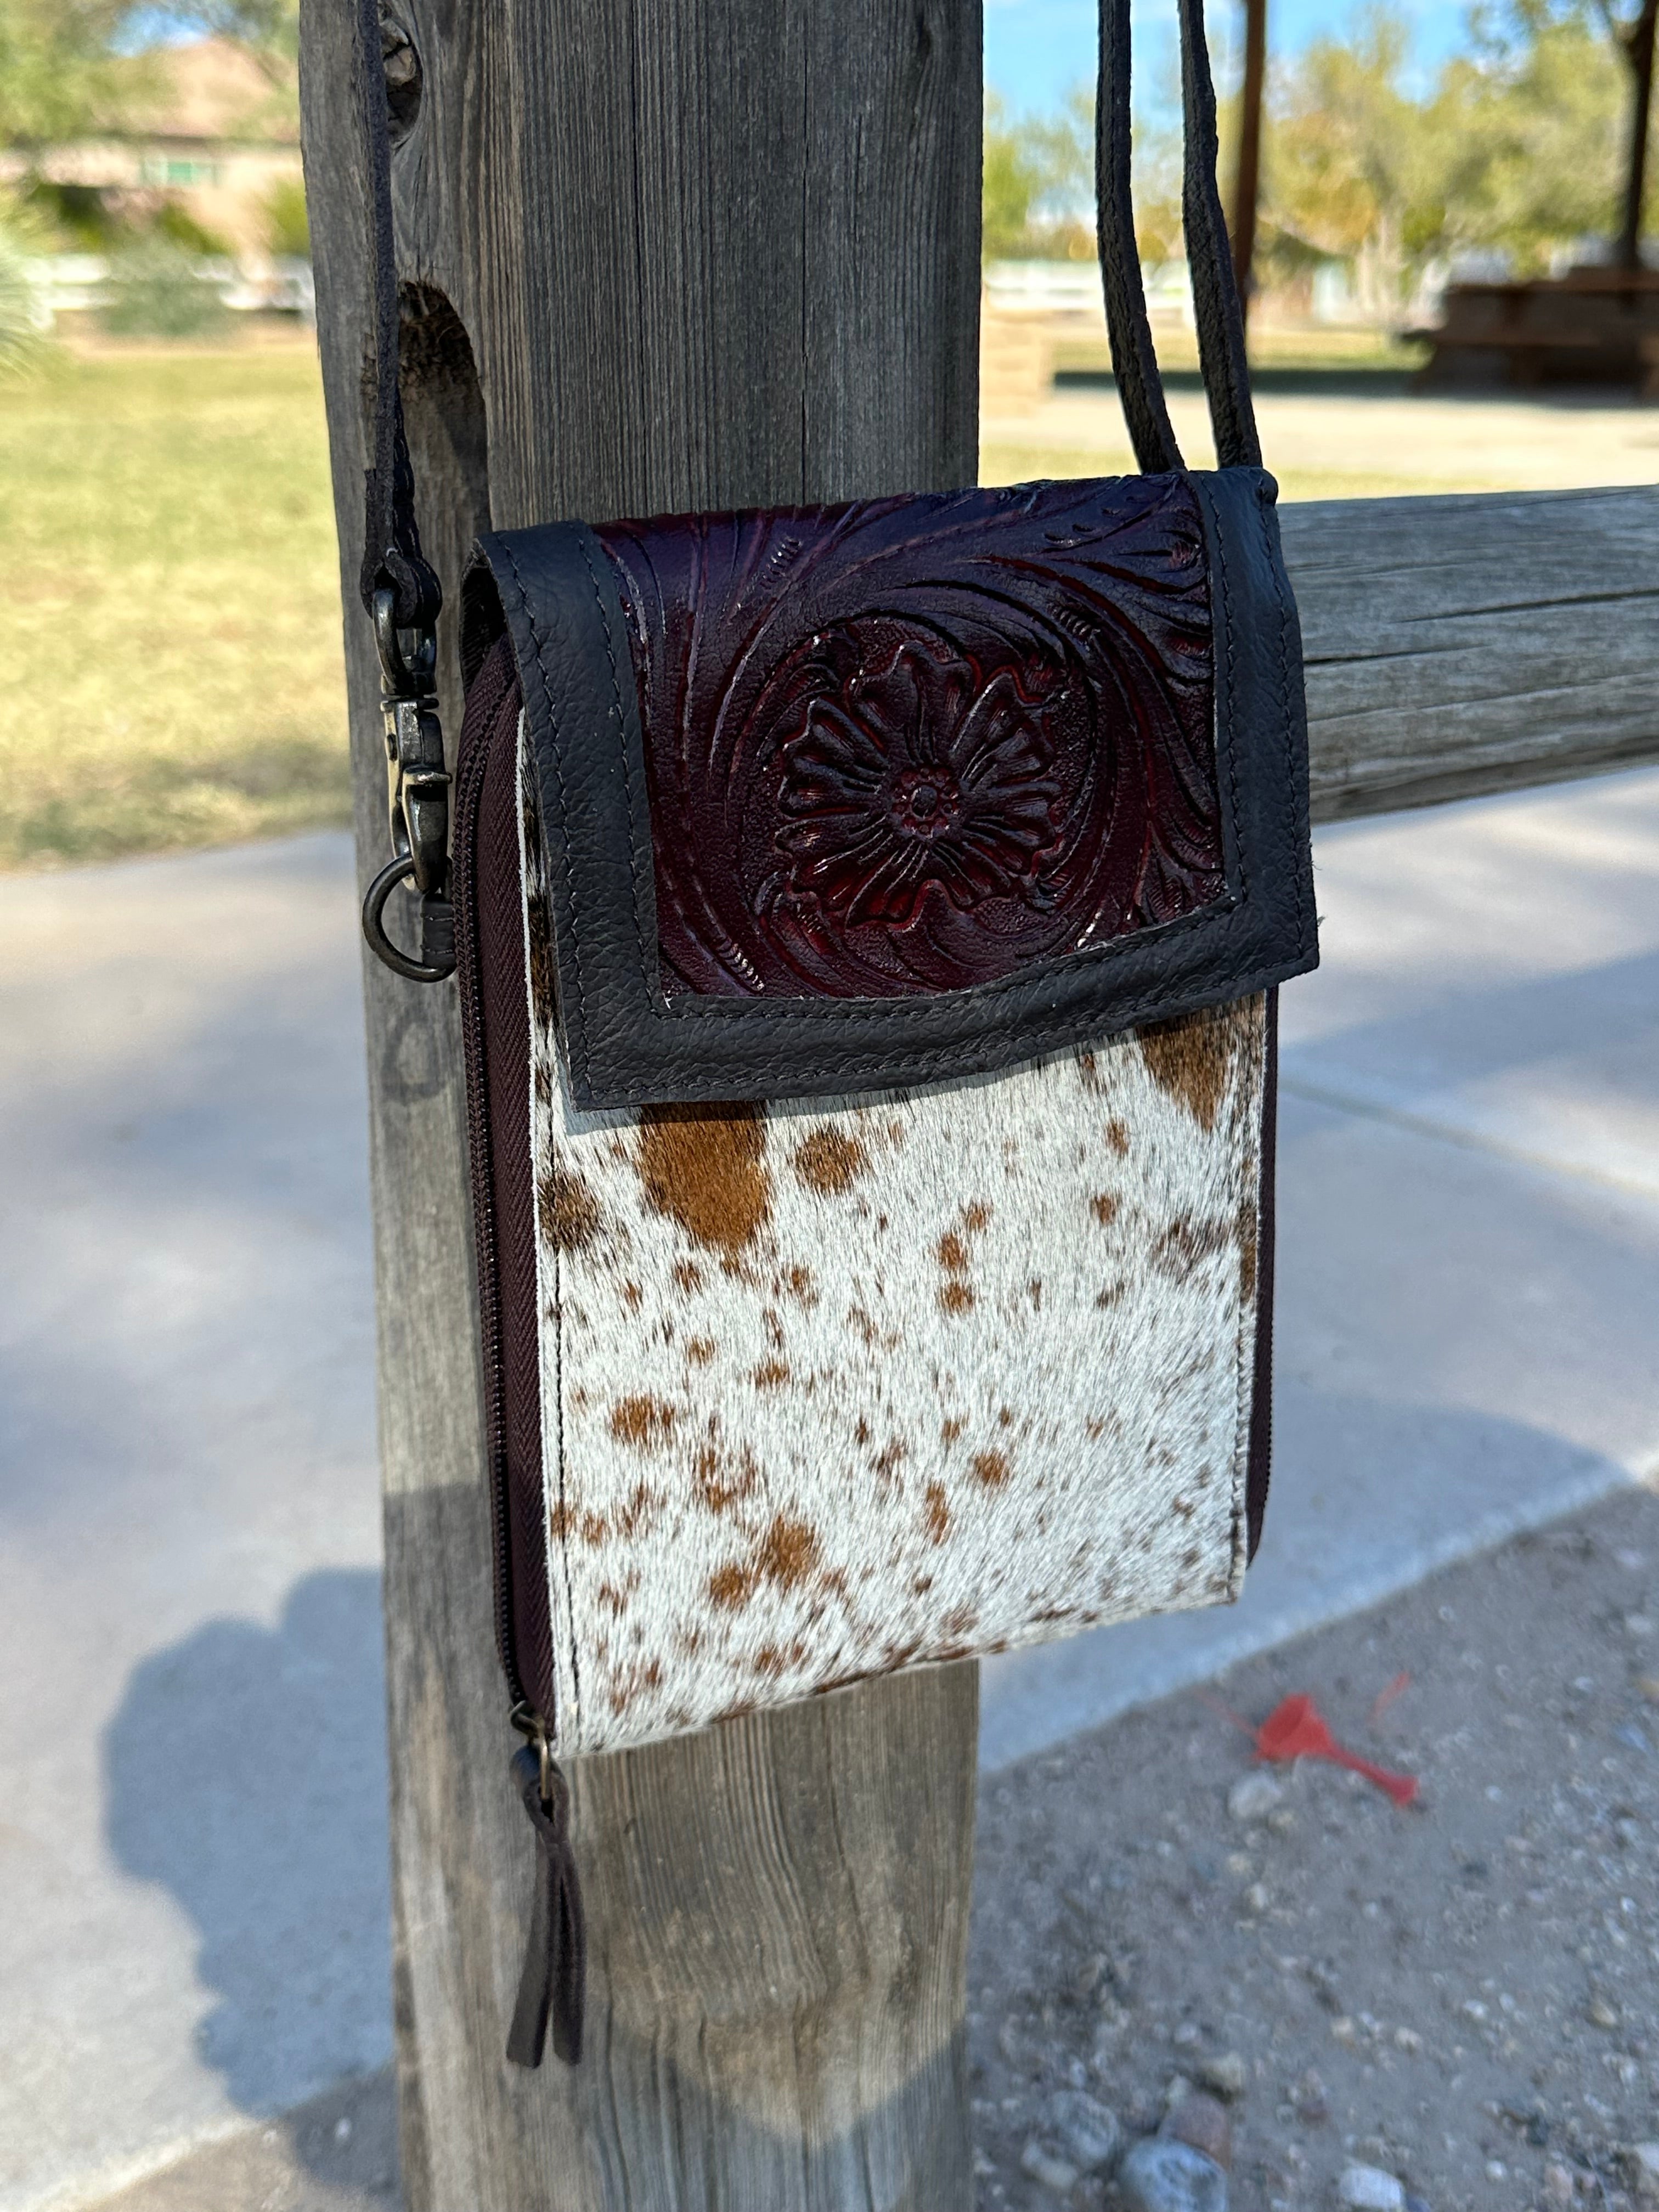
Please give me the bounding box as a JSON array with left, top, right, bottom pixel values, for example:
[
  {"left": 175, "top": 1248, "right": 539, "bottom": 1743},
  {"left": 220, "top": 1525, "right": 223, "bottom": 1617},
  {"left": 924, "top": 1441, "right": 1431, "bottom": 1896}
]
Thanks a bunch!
[{"left": 519, "top": 732, "right": 1266, "bottom": 1757}]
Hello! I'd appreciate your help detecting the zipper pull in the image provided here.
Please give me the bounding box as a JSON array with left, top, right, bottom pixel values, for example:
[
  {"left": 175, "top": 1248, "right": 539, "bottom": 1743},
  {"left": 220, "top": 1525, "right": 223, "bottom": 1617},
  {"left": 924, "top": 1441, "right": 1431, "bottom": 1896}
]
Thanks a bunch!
[{"left": 505, "top": 1712, "right": 585, "bottom": 2068}]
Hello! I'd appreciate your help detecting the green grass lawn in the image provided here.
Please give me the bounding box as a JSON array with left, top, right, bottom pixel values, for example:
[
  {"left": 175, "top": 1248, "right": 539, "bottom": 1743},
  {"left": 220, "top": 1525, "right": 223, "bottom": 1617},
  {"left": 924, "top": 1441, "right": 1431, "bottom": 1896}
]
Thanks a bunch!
[
  {"left": 0, "top": 343, "right": 351, "bottom": 870},
  {"left": 1048, "top": 323, "right": 1429, "bottom": 379},
  {"left": 0, "top": 330, "right": 1563, "bottom": 870}
]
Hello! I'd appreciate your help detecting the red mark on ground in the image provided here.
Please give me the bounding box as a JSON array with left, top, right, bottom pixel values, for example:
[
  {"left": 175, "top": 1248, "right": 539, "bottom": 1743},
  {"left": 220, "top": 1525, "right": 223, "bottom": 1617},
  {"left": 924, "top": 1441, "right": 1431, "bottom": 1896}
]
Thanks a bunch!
[
  {"left": 1255, "top": 1694, "right": 1418, "bottom": 1808},
  {"left": 1200, "top": 1684, "right": 1418, "bottom": 1808},
  {"left": 1369, "top": 1671, "right": 1412, "bottom": 1727}
]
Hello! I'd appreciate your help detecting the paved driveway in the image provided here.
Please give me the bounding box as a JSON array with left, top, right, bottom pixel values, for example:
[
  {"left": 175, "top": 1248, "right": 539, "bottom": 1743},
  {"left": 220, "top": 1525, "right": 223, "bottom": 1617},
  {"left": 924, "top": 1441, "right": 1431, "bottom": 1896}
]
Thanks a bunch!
[{"left": 3, "top": 771, "right": 1657, "bottom": 2211}]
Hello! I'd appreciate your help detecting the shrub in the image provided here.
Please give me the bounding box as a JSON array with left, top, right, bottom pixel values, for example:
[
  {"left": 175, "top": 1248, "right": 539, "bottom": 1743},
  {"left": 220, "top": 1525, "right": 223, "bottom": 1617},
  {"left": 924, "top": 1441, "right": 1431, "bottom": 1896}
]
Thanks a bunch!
[
  {"left": 0, "top": 216, "right": 48, "bottom": 380},
  {"left": 152, "top": 202, "right": 233, "bottom": 257},
  {"left": 22, "top": 179, "right": 119, "bottom": 250},
  {"left": 264, "top": 177, "right": 309, "bottom": 259},
  {"left": 100, "top": 242, "right": 228, "bottom": 340}
]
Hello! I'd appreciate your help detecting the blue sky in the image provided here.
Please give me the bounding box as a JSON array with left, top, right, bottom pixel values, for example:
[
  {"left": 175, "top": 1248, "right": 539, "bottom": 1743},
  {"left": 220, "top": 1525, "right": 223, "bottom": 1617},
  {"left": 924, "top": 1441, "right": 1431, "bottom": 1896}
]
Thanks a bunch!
[
  {"left": 985, "top": 0, "right": 1471, "bottom": 114},
  {"left": 128, "top": 0, "right": 1467, "bottom": 109}
]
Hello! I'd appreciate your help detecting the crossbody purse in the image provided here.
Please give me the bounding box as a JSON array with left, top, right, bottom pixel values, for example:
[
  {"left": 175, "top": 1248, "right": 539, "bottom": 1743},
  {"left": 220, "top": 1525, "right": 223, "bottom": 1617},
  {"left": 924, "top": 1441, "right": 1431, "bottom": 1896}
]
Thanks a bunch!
[{"left": 350, "top": 0, "right": 1317, "bottom": 2068}]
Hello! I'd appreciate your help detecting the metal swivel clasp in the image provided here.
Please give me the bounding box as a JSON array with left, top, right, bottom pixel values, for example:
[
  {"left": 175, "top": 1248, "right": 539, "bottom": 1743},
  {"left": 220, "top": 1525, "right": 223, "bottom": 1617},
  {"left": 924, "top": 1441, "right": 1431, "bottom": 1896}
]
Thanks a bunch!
[{"left": 362, "top": 585, "right": 456, "bottom": 982}]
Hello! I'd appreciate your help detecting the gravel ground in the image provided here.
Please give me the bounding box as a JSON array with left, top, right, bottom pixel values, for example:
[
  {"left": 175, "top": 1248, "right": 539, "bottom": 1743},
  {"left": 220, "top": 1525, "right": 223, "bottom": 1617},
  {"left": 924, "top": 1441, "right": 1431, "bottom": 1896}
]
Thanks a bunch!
[
  {"left": 87, "top": 1485, "right": 1659, "bottom": 2211},
  {"left": 969, "top": 1484, "right": 1659, "bottom": 2212}
]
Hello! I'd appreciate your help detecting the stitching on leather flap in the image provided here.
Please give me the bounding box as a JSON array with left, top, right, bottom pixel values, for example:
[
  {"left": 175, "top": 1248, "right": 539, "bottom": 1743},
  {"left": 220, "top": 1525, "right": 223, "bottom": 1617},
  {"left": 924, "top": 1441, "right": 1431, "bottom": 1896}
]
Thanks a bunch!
[{"left": 480, "top": 470, "right": 1315, "bottom": 1106}]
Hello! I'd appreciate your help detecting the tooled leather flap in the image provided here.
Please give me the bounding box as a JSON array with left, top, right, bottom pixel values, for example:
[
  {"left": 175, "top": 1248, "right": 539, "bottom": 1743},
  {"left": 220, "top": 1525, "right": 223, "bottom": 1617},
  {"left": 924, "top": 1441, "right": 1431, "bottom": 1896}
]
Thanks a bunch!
[{"left": 468, "top": 471, "right": 1316, "bottom": 1111}]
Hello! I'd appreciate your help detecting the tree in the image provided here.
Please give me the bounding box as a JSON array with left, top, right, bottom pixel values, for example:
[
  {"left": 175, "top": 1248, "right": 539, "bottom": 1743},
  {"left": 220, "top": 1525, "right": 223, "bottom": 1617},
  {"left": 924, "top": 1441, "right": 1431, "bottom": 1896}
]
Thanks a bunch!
[
  {"left": 0, "top": 0, "right": 296, "bottom": 159},
  {"left": 1596, "top": 0, "right": 1659, "bottom": 265},
  {"left": 140, "top": 0, "right": 298, "bottom": 71},
  {"left": 1254, "top": 3, "right": 1628, "bottom": 307},
  {"left": 1466, "top": 0, "right": 1652, "bottom": 263},
  {"left": 983, "top": 89, "right": 1095, "bottom": 261},
  {"left": 1441, "top": 17, "right": 1624, "bottom": 272},
  {"left": 1131, "top": 104, "right": 1187, "bottom": 269},
  {"left": 982, "top": 87, "right": 1188, "bottom": 268},
  {"left": 1262, "top": 8, "right": 1441, "bottom": 317},
  {"left": 982, "top": 94, "right": 1052, "bottom": 261},
  {"left": 173, "top": 0, "right": 296, "bottom": 41},
  {"left": 1232, "top": 0, "right": 1268, "bottom": 317},
  {"left": 0, "top": 0, "right": 131, "bottom": 146},
  {"left": 981, "top": 4, "right": 1637, "bottom": 315}
]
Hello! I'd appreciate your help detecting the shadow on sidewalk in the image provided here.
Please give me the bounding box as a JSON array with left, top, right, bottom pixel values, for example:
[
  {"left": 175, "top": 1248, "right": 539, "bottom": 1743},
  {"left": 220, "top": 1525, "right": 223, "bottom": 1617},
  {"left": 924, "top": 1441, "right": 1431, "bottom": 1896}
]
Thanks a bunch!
[
  {"left": 1054, "top": 364, "right": 1659, "bottom": 407},
  {"left": 103, "top": 1570, "right": 394, "bottom": 2181}
]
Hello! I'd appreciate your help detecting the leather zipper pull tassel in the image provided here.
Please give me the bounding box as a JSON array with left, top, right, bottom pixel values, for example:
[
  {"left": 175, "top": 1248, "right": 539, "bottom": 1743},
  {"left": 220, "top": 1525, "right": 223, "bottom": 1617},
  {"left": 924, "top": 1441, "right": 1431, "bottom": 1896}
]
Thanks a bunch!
[{"left": 506, "top": 1744, "right": 586, "bottom": 2068}]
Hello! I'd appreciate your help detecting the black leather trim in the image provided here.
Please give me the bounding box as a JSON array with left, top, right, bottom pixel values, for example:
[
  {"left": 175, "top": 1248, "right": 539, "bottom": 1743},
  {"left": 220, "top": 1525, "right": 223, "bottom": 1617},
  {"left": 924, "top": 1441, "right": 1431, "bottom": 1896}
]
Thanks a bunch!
[{"left": 472, "top": 467, "right": 1316, "bottom": 1111}]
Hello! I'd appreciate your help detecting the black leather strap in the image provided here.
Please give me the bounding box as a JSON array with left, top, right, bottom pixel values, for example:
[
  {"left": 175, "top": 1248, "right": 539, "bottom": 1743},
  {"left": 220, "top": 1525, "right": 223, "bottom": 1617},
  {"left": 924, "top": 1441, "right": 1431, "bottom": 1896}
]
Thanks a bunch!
[
  {"left": 1096, "top": 0, "right": 1262, "bottom": 474},
  {"left": 1177, "top": 0, "right": 1263, "bottom": 469},
  {"left": 354, "top": 0, "right": 441, "bottom": 629},
  {"left": 356, "top": 0, "right": 1257, "bottom": 578},
  {"left": 505, "top": 1748, "right": 586, "bottom": 2069},
  {"left": 1096, "top": 0, "right": 1183, "bottom": 473}
]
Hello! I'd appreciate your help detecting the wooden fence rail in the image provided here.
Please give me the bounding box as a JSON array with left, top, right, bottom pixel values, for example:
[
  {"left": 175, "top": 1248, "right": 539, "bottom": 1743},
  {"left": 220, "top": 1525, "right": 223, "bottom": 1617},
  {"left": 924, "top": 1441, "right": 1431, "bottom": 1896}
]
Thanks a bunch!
[{"left": 1289, "top": 484, "right": 1659, "bottom": 819}]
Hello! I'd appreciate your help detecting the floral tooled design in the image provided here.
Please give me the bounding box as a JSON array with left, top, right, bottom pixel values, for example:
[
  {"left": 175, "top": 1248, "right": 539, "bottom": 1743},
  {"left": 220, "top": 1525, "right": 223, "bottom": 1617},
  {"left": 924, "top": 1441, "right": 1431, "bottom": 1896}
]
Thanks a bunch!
[
  {"left": 596, "top": 476, "right": 1223, "bottom": 999},
  {"left": 776, "top": 636, "right": 1064, "bottom": 928}
]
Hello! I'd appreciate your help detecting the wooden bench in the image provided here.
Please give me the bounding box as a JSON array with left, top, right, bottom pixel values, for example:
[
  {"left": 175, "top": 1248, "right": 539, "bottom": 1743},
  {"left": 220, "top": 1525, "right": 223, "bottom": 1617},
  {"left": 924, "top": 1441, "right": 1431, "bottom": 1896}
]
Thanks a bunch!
[{"left": 1417, "top": 270, "right": 1659, "bottom": 392}]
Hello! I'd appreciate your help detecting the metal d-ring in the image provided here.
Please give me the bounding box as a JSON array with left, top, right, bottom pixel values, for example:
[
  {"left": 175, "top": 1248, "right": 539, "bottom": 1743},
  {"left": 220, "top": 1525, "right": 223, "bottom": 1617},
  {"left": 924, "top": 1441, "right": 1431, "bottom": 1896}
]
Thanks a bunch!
[{"left": 363, "top": 851, "right": 455, "bottom": 984}]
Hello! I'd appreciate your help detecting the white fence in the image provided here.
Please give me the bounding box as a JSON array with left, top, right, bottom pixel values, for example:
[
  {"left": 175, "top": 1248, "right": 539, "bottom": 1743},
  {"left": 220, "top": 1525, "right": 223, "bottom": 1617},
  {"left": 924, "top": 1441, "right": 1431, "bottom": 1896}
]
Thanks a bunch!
[
  {"left": 24, "top": 254, "right": 315, "bottom": 326},
  {"left": 985, "top": 256, "right": 1195, "bottom": 329}
]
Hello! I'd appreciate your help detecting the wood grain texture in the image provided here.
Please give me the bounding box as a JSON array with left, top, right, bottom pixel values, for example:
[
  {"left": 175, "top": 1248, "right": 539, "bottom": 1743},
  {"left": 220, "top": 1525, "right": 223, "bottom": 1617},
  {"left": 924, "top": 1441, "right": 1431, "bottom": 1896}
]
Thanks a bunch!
[
  {"left": 1286, "top": 484, "right": 1659, "bottom": 819},
  {"left": 298, "top": 2, "right": 981, "bottom": 2207}
]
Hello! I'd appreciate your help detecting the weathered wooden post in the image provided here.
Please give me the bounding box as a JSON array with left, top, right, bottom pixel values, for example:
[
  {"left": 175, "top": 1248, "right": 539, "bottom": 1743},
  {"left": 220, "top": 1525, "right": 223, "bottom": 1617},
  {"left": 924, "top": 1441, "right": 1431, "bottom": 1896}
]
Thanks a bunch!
[{"left": 297, "top": 3, "right": 983, "bottom": 2205}]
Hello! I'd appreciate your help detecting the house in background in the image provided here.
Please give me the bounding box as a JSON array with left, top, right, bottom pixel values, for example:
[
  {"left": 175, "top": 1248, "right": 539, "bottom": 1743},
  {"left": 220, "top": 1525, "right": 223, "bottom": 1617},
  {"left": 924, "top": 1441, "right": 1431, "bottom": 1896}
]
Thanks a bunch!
[{"left": 0, "top": 40, "right": 303, "bottom": 262}]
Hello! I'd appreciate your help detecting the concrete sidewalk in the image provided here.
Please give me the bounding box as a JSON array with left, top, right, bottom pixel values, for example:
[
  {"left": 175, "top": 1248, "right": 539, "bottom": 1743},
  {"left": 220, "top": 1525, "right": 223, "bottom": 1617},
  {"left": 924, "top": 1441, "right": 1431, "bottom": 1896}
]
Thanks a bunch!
[{"left": 3, "top": 771, "right": 1657, "bottom": 2212}]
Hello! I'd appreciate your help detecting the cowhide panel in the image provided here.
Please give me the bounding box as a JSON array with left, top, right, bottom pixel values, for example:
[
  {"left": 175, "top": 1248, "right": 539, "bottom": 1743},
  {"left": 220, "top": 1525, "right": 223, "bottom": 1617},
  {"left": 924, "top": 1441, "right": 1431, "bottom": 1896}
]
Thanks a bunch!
[{"left": 518, "top": 727, "right": 1266, "bottom": 1757}]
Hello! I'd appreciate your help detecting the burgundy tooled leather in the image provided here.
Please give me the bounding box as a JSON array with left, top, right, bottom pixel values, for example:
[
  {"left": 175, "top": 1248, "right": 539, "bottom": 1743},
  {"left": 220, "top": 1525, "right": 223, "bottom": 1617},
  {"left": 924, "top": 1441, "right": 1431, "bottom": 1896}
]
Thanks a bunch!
[{"left": 592, "top": 475, "right": 1223, "bottom": 1001}]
